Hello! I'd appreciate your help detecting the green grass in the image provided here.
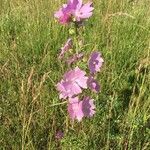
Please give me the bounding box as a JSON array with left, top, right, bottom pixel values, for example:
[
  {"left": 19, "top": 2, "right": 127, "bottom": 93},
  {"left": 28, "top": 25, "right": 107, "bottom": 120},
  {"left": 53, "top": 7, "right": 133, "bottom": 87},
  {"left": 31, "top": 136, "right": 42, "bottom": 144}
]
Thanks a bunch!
[{"left": 0, "top": 0, "right": 150, "bottom": 149}]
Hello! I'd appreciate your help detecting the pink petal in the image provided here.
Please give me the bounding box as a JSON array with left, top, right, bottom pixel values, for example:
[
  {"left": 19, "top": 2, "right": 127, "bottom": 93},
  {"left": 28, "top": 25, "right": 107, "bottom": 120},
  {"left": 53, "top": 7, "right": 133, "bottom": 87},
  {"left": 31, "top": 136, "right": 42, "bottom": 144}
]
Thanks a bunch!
[{"left": 87, "top": 76, "right": 100, "bottom": 93}]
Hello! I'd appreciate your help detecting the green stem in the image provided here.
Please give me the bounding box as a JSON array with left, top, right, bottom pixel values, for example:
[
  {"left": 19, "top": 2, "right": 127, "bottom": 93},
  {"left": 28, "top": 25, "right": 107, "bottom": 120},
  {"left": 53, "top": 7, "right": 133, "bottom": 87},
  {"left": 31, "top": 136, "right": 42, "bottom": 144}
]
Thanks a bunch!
[
  {"left": 49, "top": 101, "right": 67, "bottom": 107},
  {"left": 74, "top": 22, "right": 79, "bottom": 54}
]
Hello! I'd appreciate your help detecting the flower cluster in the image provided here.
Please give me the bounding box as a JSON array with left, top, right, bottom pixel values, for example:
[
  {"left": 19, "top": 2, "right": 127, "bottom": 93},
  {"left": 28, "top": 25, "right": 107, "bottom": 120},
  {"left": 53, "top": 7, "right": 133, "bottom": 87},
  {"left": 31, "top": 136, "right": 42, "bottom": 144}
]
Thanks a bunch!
[
  {"left": 54, "top": 0, "right": 94, "bottom": 24},
  {"left": 56, "top": 44, "right": 104, "bottom": 121},
  {"left": 55, "top": 0, "right": 104, "bottom": 122}
]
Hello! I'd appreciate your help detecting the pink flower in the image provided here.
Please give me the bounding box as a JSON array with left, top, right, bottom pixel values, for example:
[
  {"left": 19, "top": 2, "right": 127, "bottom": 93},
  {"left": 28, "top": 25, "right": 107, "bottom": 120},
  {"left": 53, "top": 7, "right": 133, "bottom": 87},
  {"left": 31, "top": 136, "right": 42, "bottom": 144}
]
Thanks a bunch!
[
  {"left": 55, "top": 130, "right": 64, "bottom": 140},
  {"left": 68, "top": 0, "right": 80, "bottom": 10},
  {"left": 66, "top": 53, "right": 84, "bottom": 65},
  {"left": 54, "top": 0, "right": 94, "bottom": 24},
  {"left": 58, "top": 38, "right": 72, "bottom": 59},
  {"left": 87, "top": 76, "right": 100, "bottom": 93},
  {"left": 89, "top": 51, "right": 104, "bottom": 74},
  {"left": 68, "top": 96, "right": 95, "bottom": 121},
  {"left": 73, "top": 1, "right": 94, "bottom": 22},
  {"left": 54, "top": 4, "right": 72, "bottom": 24},
  {"left": 81, "top": 97, "right": 95, "bottom": 117},
  {"left": 68, "top": 97, "right": 84, "bottom": 121},
  {"left": 64, "top": 67, "right": 88, "bottom": 89},
  {"left": 57, "top": 80, "right": 82, "bottom": 99},
  {"left": 56, "top": 67, "right": 88, "bottom": 99}
]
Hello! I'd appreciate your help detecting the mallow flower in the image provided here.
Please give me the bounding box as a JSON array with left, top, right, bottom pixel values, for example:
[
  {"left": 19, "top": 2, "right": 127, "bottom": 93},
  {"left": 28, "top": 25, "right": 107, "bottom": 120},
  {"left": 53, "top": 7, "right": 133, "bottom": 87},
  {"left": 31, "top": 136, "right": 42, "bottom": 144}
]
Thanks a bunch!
[
  {"left": 68, "top": 97, "right": 84, "bottom": 121},
  {"left": 55, "top": 130, "right": 64, "bottom": 140},
  {"left": 54, "top": 0, "right": 94, "bottom": 24},
  {"left": 58, "top": 38, "right": 72, "bottom": 59},
  {"left": 56, "top": 67, "right": 88, "bottom": 99},
  {"left": 54, "top": 4, "right": 72, "bottom": 24},
  {"left": 89, "top": 51, "right": 104, "bottom": 74},
  {"left": 87, "top": 76, "right": 100, "bottom": 93},
  {"left": 81, "top": 96, "right": 95, "bottom": 117},
  {"left": 73, "top": 1, "right": 94, "bottom": 22},
  {"left": 68, "top": 96, "right": 95, "bottom": 121},
  {"left": 57, "top": 80, "right": 82, "bottom": 99},
  {"left": 63, "top": 66, "right": 88, "bottom": 89}
]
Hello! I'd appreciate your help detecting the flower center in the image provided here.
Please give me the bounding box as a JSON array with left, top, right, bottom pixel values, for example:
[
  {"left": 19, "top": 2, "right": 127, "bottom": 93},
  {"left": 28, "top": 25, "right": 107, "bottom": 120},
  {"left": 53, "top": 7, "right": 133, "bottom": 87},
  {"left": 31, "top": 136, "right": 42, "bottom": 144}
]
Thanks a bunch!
[{"left": 93, "top": 61, "right": 96, "bottom": 65}]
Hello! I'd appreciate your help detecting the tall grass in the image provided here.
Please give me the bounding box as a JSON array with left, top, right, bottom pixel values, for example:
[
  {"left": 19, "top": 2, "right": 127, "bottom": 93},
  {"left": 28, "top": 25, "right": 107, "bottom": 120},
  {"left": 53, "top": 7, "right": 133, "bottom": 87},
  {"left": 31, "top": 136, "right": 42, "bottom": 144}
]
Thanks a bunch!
[{"left": 0, "top": 0, "right": 150, "bottom": 149}]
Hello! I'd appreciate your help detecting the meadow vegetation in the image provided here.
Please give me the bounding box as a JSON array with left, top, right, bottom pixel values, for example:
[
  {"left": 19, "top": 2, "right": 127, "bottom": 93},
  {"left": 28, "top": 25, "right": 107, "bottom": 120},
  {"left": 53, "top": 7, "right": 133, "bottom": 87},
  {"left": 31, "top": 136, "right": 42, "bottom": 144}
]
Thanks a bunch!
[{"left": 0, "top": 0, "right": 150, "bottom": 149}]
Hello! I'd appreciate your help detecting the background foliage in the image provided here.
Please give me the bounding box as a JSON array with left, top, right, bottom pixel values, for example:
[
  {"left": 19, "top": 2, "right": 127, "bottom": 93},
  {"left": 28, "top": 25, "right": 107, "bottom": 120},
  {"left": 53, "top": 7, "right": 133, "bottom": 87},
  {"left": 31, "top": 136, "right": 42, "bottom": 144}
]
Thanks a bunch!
[{"left": 0, "top": 0, "right": 150, "bottom": 149}]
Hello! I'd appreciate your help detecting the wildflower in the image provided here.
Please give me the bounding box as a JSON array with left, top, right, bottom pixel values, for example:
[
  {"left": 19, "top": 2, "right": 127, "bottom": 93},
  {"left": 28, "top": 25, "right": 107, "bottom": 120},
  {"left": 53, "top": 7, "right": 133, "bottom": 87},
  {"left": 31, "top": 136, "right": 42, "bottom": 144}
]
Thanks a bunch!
[
  {"left": 55, "top": 130, "right": 64, "bottom": 140},
  {"left": 58, "top": 38, "right": 72, "bottom": 59},
  {"left": 68, "top": 97, "right": 84, "bottom": 121},
  {"left": 64, "top": 67, "right": 88, "bottom": 89},
  {"left": 54, "top": 4, "right": 72, "bottom": 24},
  {"left": 68, "top": 96, "right": 95, "bottom": 121},
  {"left": 87, "top": 76, "right": 100, "bottom": 93},
  {"left": 73, "top": 1, "right": 94, "bottom": 22},
  {"left": 57, "top": 79, "right": 82, "bottom": 99},
  {"left": 56, "top": 67, "right": 88, "bottom": 99},
  {"left": 81, "top": 96, "right": 95, "bottom": 117},
  {"left": 54, "top": 0, "right": 94, "bottom": 24},
  {"left": 66, "top": 53, "right": 84, "bottom": 65},
  {"left": 89, "top": 51, "right": 104, "bottom": 74}
]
